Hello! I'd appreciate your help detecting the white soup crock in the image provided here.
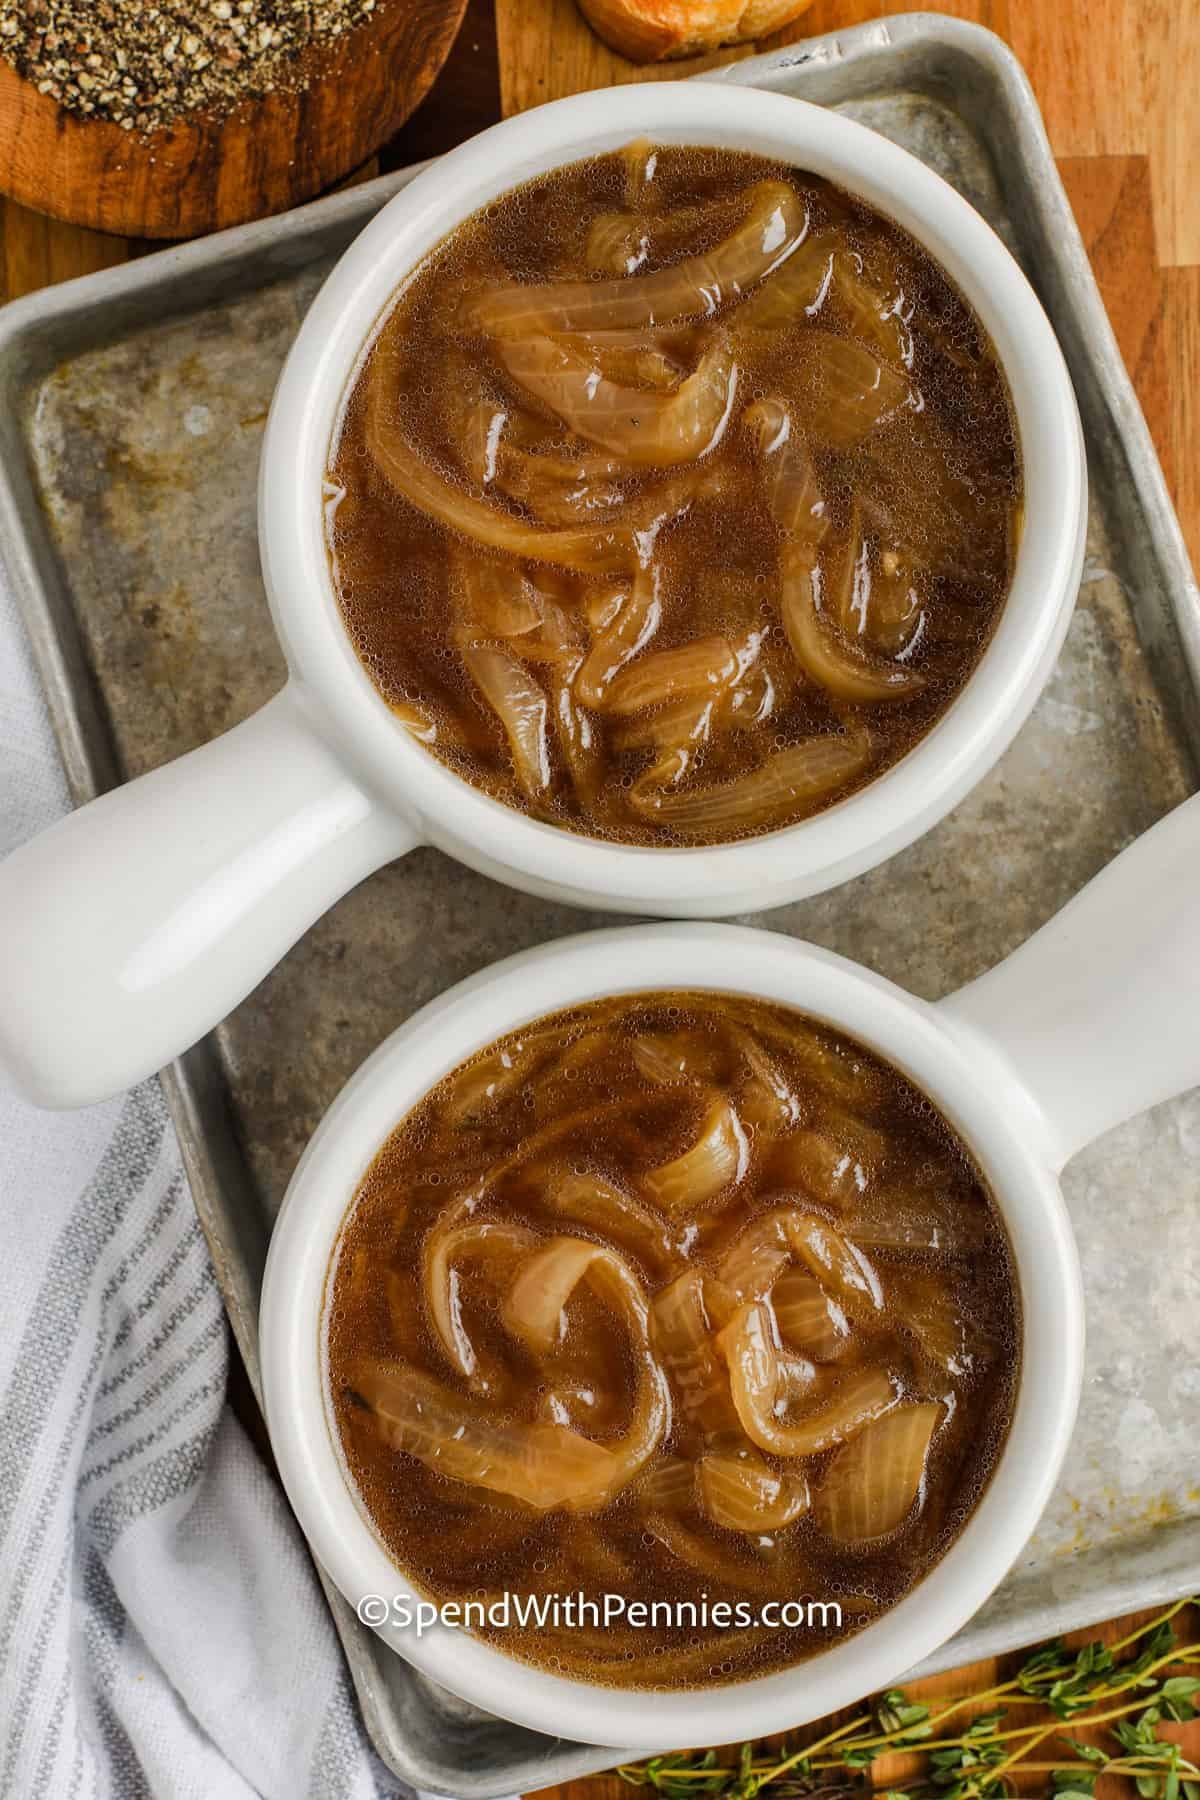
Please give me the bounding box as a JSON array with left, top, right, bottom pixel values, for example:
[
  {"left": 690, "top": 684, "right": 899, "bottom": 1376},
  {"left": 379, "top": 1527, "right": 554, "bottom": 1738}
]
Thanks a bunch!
[
  {"left": 259, "top": 792, "right": 1200, "bottom": 1752},
  {"left": 0, "top": 81, "right": 1083, "bottom": 1107}
]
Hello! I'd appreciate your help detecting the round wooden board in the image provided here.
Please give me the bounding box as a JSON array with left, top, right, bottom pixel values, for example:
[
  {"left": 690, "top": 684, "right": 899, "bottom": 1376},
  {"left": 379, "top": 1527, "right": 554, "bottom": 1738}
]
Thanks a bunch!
[{"left": 0, "top": 0, "right": 468, "bottom": 239}]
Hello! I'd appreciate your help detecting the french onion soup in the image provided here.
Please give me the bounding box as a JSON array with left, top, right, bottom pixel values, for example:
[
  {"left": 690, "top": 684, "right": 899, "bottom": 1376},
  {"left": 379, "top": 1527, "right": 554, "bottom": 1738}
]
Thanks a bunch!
[
  {"left": 327, "top": 142, "right": 1021, "bottom": 846},
  {"left": 327, "top": 993, "right": 1019, "bottom": 1688}
]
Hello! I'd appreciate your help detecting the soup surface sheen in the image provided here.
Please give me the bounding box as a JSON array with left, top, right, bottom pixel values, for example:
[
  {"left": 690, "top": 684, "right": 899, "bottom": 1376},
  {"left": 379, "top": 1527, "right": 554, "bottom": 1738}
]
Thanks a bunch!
[
  {"left": 327, "top": 143, "right": 1022, "bottom": 846},
  {"left": 328, "top": 992, "right": 1019, "bottom": 1689}
]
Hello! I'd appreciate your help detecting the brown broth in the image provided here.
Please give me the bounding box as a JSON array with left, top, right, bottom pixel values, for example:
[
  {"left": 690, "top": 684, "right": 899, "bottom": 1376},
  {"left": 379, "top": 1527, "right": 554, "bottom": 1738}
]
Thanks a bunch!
[
  {"left": 326, "top": 993, "right": 1020, "bottom": 1688},
  {"left": 327, "top": 143, "right": 1021, "bottom": 847}
]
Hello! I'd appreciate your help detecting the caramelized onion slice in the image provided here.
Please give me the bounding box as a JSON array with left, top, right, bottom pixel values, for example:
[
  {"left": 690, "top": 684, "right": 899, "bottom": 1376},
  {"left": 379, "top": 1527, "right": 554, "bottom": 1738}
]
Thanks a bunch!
[
  {"left": 717, "top": 1213, "right": 790, "bottom": 1302},
  {"left": 575, "top": 564, "right": 660, "bottom": 708},
  {"left": 557, "top": 331, "right": 686, "bottom": 392},
  {"left": 503, "top": 1236, "right": 600, "bottom": 1352},
  {"left": 642, "top": 1095, "right": 749, "bottom": 1212},
  {"left": 631, "top": 739, "right": 707, "bottom": 803},
  {"left": 423, "top": 1209, "right": 537, "bottom": 1389},
  {"left": 440, "top": 1025, "right": 557, "bottom": 1128},
  {"left": 768, "top": 1128, "right": 867, "bottom": 1205},
  {"left": 477, "top": 1096, "right": 634, "bottom": 1190},
  {"left": 715, "top": 1300, "right": 776, "bottom": 1447},
  {"left": 638, "top": 1455, "right": 696, "bottom": 1512},
  {"left": 503, "top": 1236, "right": 670, "bottom": 1495},
  {"left": 793, "top": 1369, "right": 902, "bottom": 1455},
  {"left": 818, "top": 1105, "right": 891, "bottom": 1167},
  {"left": 631, "top": 1033, "right": 693, "bottom": 1087},
  {"left": 766, "top": 1020, "right": 887, "bottom": 1112},
  {"left": 585, "top": 197, "right": 741, "bottom": 281},
  {"left": 631, "top": 1030, "right": 724, "bottom": 1088},
  {"left": 459, "top": 397, "right": 512, "bottom": 488},
  {"left": 498, "top": 453, "right": 628, "bottom": 527},
  {"left": 464, "top": 412, "right": 636, "bottom": 532},
  {"left": 629, "top": 732, "right": 871, "bottom": 837},
  {"left": 467, "top": 180, "right": 807, "bottom": 337},
  {"left": 365, "top": 336, "right": 633, "bottom": 573},
  {"left": 646, "top": 1511, "right": 791, "bottom": 1598},
  {"left": 771, "top": 1267, "right": 851, "bottom": 1362},
  {"left": 798, "top": 330, "right": 912, "bottom": 451},
  {"left": 718, "top": 1204, "right": 881, "bottom": 1310},
  {"left": 456, "top": 554, "right": 543, "bottom": 638},
  {"left": 737, "top": 230, "right": 838, "bottom": 332},
  {"left": 550, "top": 1170, "right": 677, "bottom": 1278},
  {"left": 830, "top": 507, "right": 925, "bottom": 659},
  {"left": 551, "top": 672, "right": 606, "bottom": 814},
  {"left": 587, "top": 210, "right": 651, "bottom": 276},
  {"left": 651, "top": 1268, "right": 741, "bottom": 1440},
  {"left": 496, "top": 335, "right": 738, "bottom": 468},
  {"left": 775, "top": 1349, "right": 819, "bottom": 1409},
  {"left": 779, "top": 540, "right": 925, "bottom": 705},
  {"left": 350, "top": 1361, "right": 618, "bottom": 1511},
  {"left": 743, "top": 398, "right": 829, "bottom": 544},
  {"left": 616, "top": 696, "right": 719, "bottom": 780},
  {"left": 745, "top": 397, "right": 923, "bottom": 703},
  {"left": 698, "top": 1448, "right": 810, "bottom": 1532},
  {"left": 865, "top": 547, "right": 926, "bottom": 659},
  {"left": 720, "top": 651, "right": 786, "bottom": 737},
  {"left": 622, "top": 136, "right": 657, "bottom": 208},
  {"left": 602, "top": 634, "right": 737, "bottom": 717},
  {"left": 718, "top": 1302, "right": 899, "bottom": 1456},
  {"left": 832, "top": 257, "right": 912, "bottom": 366},
  {"left": 462, "top": 397, "right": 631, "bottom": 526},
  {"left": 584, "top": 582, "right": 628, "bottom": 634},
  {"left": 702, "top": 1273, "right": 740, "bottom": 1332},
  {"left": 841, "top": 1188, "right": 989, "bottom": 1256},
  {"left": 539, "top": 1377, "right": 628, "bottom": 1438},
  {"left": 388, "top": 700, "right": 437, "bottom": 745},
  {"left": 814, "top": 1402, "right": 943, "bottom": 1543},
  {"left": 505, "top": 581, "right": 586, "bottom": 667},
  {"left": 789, "top": 1211, "right": 884, "bottom": 1318},
  {"left": 734, "top": 1030, "right": 802, "bottom": 1135},
  {"left": 457, "top": 639, "right": 553, "bottom": 799}
]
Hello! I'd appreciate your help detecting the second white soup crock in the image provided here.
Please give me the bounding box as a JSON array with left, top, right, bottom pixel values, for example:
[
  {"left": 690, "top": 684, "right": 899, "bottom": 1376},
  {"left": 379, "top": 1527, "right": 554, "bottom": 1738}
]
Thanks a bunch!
[{"left": 259, "top": 790, "right": 1200, "bottom": 1753}]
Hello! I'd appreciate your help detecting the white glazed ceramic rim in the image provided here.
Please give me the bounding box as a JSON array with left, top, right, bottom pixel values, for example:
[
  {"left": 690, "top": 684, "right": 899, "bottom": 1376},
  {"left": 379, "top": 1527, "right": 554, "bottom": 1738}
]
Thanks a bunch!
[
  {"left": 259, "top": 924, "right": 1084, "bottom": 1749},
  {"left": 259, "top": 82, "right": 1086, "bottom": 912}
]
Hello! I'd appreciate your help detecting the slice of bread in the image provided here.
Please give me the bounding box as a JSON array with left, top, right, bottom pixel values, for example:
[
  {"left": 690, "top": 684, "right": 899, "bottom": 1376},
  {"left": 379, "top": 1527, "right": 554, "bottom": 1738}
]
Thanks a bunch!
[{"left": 576, "top": 0, "right": 817, "bottom": 63}]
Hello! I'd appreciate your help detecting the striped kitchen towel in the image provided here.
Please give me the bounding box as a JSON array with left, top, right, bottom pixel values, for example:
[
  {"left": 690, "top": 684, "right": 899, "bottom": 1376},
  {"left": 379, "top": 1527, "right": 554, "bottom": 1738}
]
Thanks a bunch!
[{"left": 0, "top": 546, "right": 420, "bottom": 1796}]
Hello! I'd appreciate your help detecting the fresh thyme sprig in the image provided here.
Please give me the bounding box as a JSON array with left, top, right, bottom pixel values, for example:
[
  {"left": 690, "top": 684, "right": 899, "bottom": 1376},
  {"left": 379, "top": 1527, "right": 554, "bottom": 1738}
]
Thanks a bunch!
[{"left": 613, "top": 1599, "right": 1200, "bottom": 1800}]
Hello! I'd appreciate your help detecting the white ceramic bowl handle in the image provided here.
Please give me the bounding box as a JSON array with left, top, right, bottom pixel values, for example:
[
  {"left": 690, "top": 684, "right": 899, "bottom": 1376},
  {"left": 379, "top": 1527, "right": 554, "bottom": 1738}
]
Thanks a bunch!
[
  {"left": 0, "top": 683, "right": 418, "bottom": 1108},
  {"left": 940, "top": 791, "right": 1200, "bottom": 1167}
]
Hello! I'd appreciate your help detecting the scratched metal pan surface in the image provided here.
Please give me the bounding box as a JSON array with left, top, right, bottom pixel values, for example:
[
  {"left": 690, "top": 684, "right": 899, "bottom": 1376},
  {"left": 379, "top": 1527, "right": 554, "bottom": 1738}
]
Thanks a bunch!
[{"left": 0, "top": 12, "right": 1196, "bottom": 1794}]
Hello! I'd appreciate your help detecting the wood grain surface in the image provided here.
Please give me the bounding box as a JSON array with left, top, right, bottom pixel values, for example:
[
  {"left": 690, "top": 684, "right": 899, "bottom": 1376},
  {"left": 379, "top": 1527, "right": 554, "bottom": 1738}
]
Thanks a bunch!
[
  {"left": 0, "top": 0, "right": 468, "bottom": 237},
  {"left": 0, "top": 1, "right": 1194, "bottom": 1791}
]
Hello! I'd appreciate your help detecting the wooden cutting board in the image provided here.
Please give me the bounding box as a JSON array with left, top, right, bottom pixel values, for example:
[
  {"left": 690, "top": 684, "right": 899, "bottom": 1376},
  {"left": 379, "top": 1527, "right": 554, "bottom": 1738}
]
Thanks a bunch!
[{"left": 0, "top": 0, "right": 468, "bottom": 238}]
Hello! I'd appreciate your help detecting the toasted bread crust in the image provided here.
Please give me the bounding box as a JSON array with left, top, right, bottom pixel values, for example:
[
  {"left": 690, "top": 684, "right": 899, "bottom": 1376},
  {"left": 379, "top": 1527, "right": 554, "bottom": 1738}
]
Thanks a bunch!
[{"left": 577, "top": 0, "right": 817, "bottom": 62}]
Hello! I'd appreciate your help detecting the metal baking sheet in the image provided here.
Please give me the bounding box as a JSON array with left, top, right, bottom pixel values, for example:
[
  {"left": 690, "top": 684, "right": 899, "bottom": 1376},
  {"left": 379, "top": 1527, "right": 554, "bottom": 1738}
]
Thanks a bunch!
[{"left": 0, "top": 13, "right": 1197, "bottom": 1795}]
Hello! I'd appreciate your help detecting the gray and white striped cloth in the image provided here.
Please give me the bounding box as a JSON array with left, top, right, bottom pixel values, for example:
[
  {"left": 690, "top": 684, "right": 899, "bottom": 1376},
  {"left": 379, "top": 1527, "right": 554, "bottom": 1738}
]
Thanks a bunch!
[{"left": 0, "top": 557, "right": 420, "bottom": 1794}]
